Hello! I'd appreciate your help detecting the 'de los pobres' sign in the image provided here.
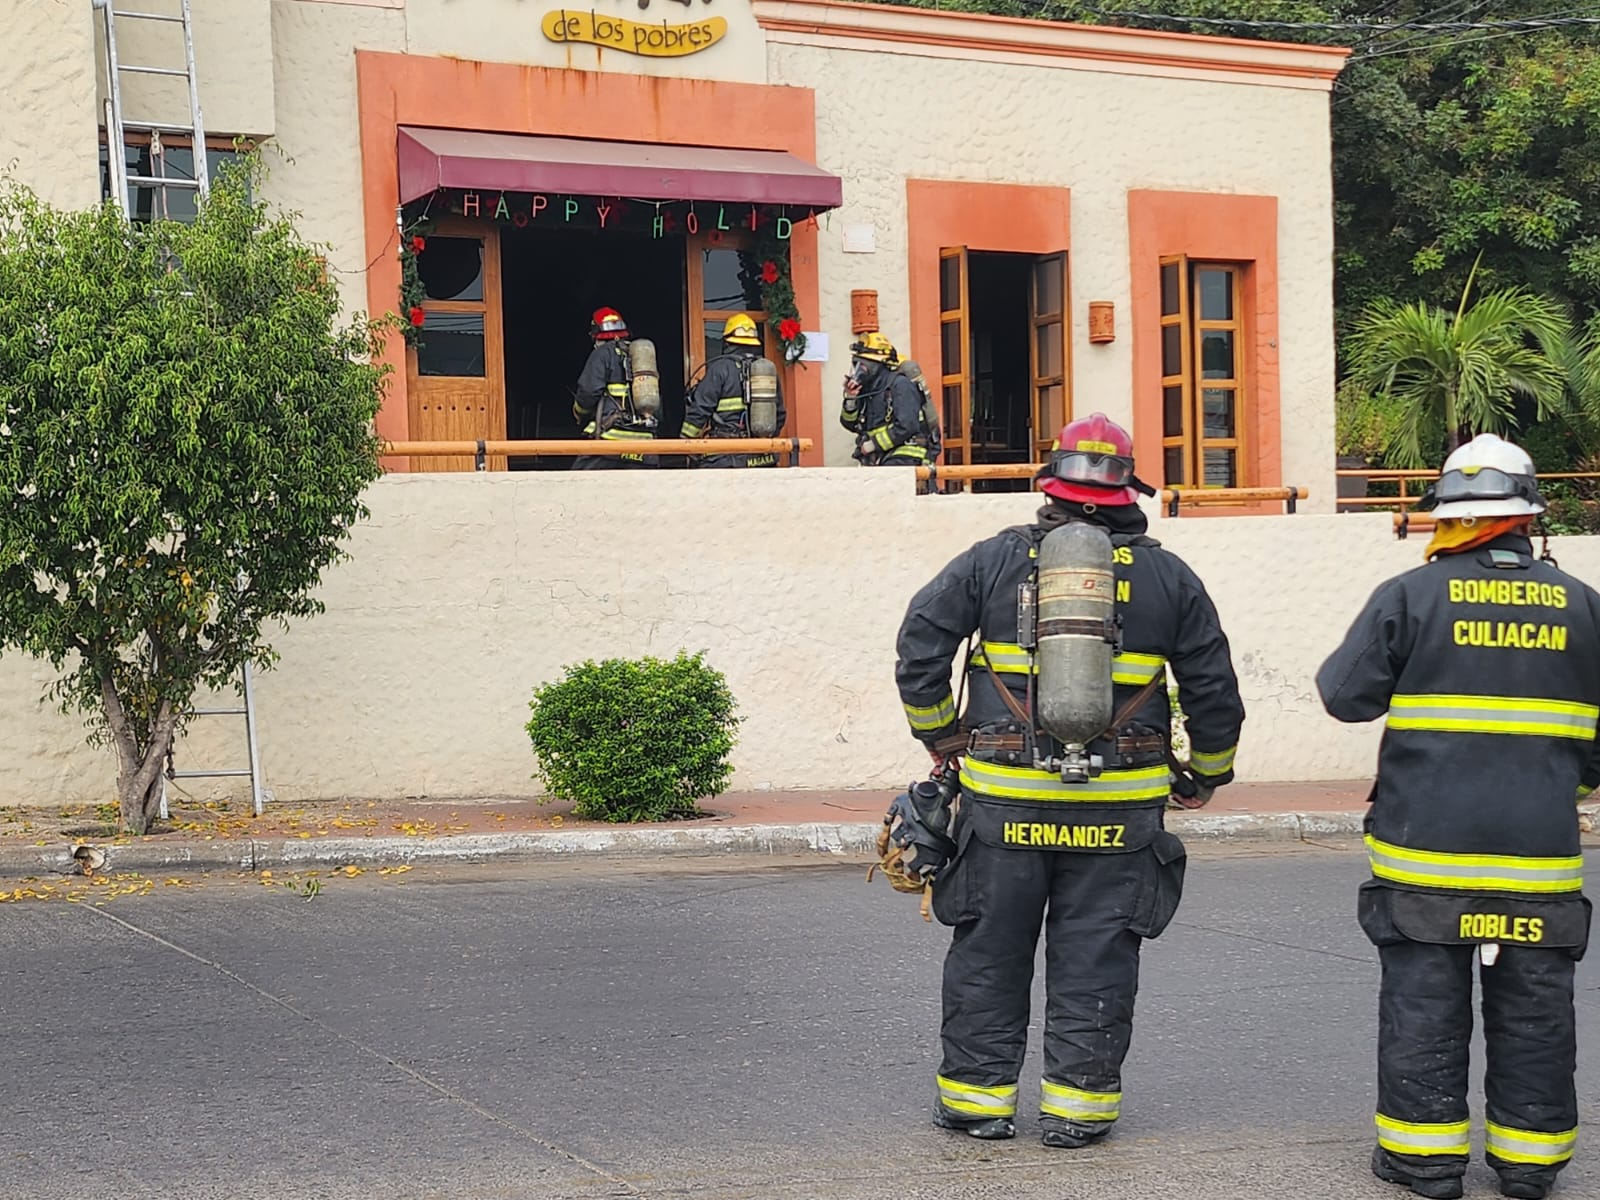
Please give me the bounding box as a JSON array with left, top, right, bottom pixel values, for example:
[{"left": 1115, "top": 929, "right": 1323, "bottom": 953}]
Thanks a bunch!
[{"left": 541, "top": 8, "right": 728, "bottom": 56}]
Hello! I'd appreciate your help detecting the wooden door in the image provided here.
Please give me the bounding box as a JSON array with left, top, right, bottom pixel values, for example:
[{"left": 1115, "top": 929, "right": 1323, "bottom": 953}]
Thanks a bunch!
[
  {"left": 1030, "top": 252, "right": 1069, "bottom": 461},
  {"left": 686, "top": 233, "right": 783, "bottom": 429},
  {"left": 938, "top": 247, "right": 971, "bottom": 484},
  {"left": 407, "top": 218, "right": 506, "bottom": 471}
]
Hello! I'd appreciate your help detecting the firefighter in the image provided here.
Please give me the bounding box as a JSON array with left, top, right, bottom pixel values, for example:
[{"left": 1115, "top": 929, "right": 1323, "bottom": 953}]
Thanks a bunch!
[
  {"left": 572, "top": 307, "right": 655, "bottom": 470},
  {"left": 1318, "top": 433, "right": 1599, "bottom": 1200},
  {"left": 681, "top": 314, "right": 785, "bottom": 467},
  {"left": 840, "top": 332, "right": 933, "bottom": 467},
  {"left": 894, "top": 412, "right": 1244, "bottom": 1147}
]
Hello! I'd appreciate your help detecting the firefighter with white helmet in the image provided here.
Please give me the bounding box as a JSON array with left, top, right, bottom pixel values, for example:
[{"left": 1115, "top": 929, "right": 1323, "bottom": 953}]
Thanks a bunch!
[
  {"left": 572, "top": 307, "right": 657, "bottom": 470},
  {"left": 1319, "top": 433, "right": 1600, "bottom": 1200},
  {"left": 888, "top": 413, "right": 1244, "bottom": 1147},
  {"left": 681, "top": 314, "right": 786, "bottom": 467}
]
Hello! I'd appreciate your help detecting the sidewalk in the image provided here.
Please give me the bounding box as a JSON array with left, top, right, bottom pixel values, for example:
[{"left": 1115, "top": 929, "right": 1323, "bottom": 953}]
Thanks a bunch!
[{"left": 0, "top": 781, "right": 1378, "bottom": 879}]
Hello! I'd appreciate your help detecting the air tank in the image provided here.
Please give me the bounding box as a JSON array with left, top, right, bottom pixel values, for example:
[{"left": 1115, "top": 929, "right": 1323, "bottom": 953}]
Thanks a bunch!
[
  {"left": 747, "top": 356, "right": 780, "bottom": 438},
  {"left": 628, "top": 338, "right": 661, "bottom": 422},
  {"left": 1035, "top": 522, "right": 1116, "bottom": 764},
  {"left": 898, "top": 359, "right": 942, "bottom": 441}
]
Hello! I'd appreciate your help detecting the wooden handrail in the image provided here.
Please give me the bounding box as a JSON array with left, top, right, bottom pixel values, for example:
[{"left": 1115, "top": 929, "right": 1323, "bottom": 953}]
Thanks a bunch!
[{"left": 382, "top": 437, "right": 812, "bottom": 469}]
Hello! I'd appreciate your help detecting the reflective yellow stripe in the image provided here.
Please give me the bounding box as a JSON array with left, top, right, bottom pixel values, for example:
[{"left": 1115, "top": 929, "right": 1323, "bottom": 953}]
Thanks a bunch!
[
  {"left": 600, "top": 428, "right": 654, "bottom": 441},
  {"left": 937, "top": 1074, "right": 1018, "bottom": 1118},
  {"left": 1190, "top": 745, "right": 1237, "bottom": 775},
  {"left": 904, "top": 695, "right": 956, "bottom": 733},
  {"left": 716, "top": 396, "right": 746, "bottom": 413},
  {"left": 681, "top": 423, "right": 705, "bottom": 438},
  {"left": 887, "top": 444, "right": 929, "bottom": 461},
  {"left": 605, "top": 383, "right": 630, "bottom": 396},
  {"left": 1376, "top": 1113, "right": 1471, "bottom": 1157},
  {"left": 1580, "top": 783, "right": 1595, "bottom": 800},
  {"left": 1041, "top": 1080, "right": 1120, "bottom": 1122},
  {"left": 960, "top": 759, "right": 1169, "bottom": 803},
  {"left": 1486, "top": 1121, "right": 1578, "bottom": 1166},
  {"left": 1111, "top": 652, "right": 1165, "bottom": 686},
  {"left": 1366, "top": 834, "right": 1583, "bottom": 895},
  {"left": 1387, "top": 693, "right": 1599, "bottom": 740},
  {"left": 974, "top": 642, "right": 1165, "bottom": 688}
]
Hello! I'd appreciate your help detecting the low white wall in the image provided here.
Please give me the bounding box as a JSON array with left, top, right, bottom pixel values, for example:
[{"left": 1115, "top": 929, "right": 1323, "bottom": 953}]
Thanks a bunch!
[{"left": 7, "top": 471, "right": 1597, "bottom": 808}]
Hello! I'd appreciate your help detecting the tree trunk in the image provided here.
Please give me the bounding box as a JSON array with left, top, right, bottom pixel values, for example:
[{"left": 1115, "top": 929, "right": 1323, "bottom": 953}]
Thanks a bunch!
[{"left": 100, "top": 677, "right": 178, "bottom": 835}]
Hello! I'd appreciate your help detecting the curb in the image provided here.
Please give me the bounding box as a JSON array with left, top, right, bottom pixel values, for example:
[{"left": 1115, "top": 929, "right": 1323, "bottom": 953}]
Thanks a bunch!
[{"left": 0, "top": 810, "right": 1372, "bottom": 878}]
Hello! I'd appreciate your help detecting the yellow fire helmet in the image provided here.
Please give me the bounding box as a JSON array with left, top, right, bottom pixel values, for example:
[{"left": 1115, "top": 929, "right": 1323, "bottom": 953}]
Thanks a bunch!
[
  {"left": 723, "top": 313, "right": 762, "bottom": 347},
  {"left": 851, "top": 330, "right": 898, "bottom": 364}
]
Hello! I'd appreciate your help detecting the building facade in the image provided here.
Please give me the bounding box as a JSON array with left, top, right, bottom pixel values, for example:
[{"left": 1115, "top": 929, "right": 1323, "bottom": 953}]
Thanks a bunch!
[{"left": 6, "top": 0, "right": 1347, "bottom": 498}]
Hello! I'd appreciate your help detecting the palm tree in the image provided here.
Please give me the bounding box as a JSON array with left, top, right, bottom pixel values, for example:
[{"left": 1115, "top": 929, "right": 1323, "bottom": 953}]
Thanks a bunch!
[{"left": 1345, "top": 259, "right": 1576, "bottom": 468}]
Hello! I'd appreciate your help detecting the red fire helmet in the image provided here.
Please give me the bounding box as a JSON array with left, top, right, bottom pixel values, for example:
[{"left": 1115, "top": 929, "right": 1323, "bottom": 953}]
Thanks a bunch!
[
  {"left": 590, "top": 307, "right": 628, "bottom": 340},
  {"left": 1038, "top": 412, "right": 1140, "bottom": 506}
]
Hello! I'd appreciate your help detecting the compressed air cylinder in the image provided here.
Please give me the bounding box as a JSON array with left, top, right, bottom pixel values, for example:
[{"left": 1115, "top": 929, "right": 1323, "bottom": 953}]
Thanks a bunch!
[
  {"left": 628, "top": 339, "right": 661, "bottom": 421},
  {"left": 1035, "top": 522, "right": 1116, "bottom": 747},
  {"left": 897, "top": 358, "right": 939, "bottom": 432},
  {"left": 747, "top": 356, "right": 780, "bottom": 437}
]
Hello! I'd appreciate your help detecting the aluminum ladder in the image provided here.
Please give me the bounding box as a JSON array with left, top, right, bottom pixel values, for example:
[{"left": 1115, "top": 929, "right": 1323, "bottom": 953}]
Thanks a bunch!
[
  {"left": 91, "top": 4, "right": 265, "bottom": 820},
  {"left": 94, "top": 0, "right": 210, "bottom": 221},
  {"left": 158, "top": 661, "right": 268, "bottom": 820}
]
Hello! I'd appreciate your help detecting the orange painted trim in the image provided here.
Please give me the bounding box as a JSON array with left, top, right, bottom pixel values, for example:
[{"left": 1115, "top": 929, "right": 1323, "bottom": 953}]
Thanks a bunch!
[
  {"left": 1127, "top": 190, "right": 1280, "bottom": 499},
  {"left": 905, "top": 178, "right": 1072, "bottom": 437},
  {"left": 356, "top": 51, "right": 825, "bottom": 466},
  {"left": 754, "top": 0, "right": 1349, "bottom": 85}
]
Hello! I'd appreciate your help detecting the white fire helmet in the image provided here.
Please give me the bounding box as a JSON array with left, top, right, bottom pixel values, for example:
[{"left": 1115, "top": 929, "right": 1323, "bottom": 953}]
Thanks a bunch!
[{"left": 1421, "top": 433, "right": 1545, "bottom": 521}]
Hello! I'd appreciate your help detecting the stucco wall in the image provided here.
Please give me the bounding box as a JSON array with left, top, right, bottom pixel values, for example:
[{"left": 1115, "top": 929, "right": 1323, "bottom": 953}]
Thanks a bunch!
[
  {"left": 5, "top": 473, "right": 1593, "bottom": 809},
  {"left": 766, "top": 41, "right": 1338, "bottom": 495},
  {"left": 0, "top": 0, "right": 103, "bottom": 208}
]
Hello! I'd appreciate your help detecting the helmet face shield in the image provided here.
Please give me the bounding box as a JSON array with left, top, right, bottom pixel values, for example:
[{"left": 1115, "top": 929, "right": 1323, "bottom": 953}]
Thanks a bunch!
[
  {"left": 1044, "top": 449, "right": 1136, "bottom": 490},
  {"left": 1418, "top": 466, "right": 1544, "bottom": 512}
]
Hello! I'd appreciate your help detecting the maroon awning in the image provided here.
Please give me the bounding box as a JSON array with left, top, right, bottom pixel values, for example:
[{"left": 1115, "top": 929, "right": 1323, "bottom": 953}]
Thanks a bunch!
[{"left": 397, "top": 127, "right": 842, "bottom": 210}]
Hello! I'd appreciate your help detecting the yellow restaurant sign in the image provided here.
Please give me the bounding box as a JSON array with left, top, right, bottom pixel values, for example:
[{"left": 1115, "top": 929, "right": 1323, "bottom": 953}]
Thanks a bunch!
[{"left": 541, "top": 9, "right": 729, "bottom": 56}]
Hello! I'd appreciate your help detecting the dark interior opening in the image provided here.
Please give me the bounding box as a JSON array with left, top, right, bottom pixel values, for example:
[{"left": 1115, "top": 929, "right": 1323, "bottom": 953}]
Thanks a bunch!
[
  {"left": 500, "top": 228, "right": 687, "bottom": 470},
  {"left": 966, "top": 251, "right": 1035, "bottom": 493}
]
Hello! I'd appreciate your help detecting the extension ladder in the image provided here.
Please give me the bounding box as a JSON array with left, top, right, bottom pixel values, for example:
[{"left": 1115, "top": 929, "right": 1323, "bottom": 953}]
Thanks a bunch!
[{"left": 94, "top": 0, "right": 210, "bottom": 220}]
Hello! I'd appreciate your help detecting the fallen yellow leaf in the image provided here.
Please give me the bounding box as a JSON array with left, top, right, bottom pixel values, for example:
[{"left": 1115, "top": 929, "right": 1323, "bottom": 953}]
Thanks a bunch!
[{"left": 341, "top": 865, "right": 363, "bottom": 877}]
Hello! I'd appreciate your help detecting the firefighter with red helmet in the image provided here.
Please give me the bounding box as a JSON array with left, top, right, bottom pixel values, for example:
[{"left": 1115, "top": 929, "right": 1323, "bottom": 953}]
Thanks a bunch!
[
  {"left": 892, "top": 412, "right": 1244, "bottom": 1147},
  {"left": 573, "top": 307, "right": 656, "bottom": 470},
  {"left": 1319, "top": 434, "right": 1600, "bottom": 1200}
]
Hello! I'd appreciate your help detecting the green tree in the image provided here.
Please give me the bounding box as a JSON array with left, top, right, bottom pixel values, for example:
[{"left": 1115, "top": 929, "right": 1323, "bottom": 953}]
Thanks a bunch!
[
  {"left": 0, "top": 160, "right": 387, "bottom": 834},
  {"left": 1344, "top": 263, "right": 1575, "bottom": 467}
]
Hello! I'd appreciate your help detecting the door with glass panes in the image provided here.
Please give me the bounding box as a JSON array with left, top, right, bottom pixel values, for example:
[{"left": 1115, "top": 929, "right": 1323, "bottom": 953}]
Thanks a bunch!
[
  {"left": 407, "top": 219, "right": 506, "bottom": 471},
  {"left": 1158, "top": 257, "right": 1246, "bottom": 488}
]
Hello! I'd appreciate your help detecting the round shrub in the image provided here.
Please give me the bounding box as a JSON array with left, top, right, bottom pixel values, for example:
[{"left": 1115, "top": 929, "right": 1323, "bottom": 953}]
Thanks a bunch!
[{"left": 526, "top": 650, "right": 741, "bottom": 822}]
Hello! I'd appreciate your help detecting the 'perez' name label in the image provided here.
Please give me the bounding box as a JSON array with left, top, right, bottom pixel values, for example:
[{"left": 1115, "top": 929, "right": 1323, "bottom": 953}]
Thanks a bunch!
[{"left": 1003, "top": 822, "right": 1125, "bottom": 849}]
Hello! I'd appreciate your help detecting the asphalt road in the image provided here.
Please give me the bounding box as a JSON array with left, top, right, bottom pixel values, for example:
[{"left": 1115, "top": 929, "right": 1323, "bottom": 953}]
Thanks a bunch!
[{"left": 5, "top": 841, "right": 1600, "bottom": 1200}]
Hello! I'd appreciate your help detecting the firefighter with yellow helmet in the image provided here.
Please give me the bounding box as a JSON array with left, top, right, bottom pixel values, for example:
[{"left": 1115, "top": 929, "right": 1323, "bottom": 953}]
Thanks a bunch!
[
  {"left": 572, "top": 307, "right": 658, "bottom": 470},
  {"left": 1319, "top": 433, "right": 1600, "bottom": 1200},
  {"left": 840, "top": 332, "right": 939, "bottom": 467},
  {"left": 681, "top": 314, "right": 786, "bottom": 468}
]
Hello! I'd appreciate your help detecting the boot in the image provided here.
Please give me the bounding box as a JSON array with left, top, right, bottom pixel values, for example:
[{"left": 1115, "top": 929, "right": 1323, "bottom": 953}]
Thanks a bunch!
[
  {"left": 1039, "top": 1117, "right": 1098, "bottom": 1149},
  {"left": 1371, "top": 1147, "right": 1465, "bottom": 1200},
  {"left": 932, "top": 1103, "right": 1014, "bottom": 1141},
  {"left": 1498, "top": 1179, "right": 1550, "bottom": 1199}
]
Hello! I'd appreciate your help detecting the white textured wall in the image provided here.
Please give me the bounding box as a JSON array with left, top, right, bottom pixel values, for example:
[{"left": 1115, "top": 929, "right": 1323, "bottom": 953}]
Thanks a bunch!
[
  {"left": 766, "top": 43, "right": 1338, "bottom": 495},
  {"left": 6, "top": 472, "right": 1596, "bottom": 809},
  {"left": 0, "top": 0, "right": 103, "bottom": 208}
]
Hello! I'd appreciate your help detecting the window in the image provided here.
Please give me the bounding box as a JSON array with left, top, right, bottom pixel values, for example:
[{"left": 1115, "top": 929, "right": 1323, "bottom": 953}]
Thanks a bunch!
[
  {"left": 688, "top": 242, "right": 771, "bottom": 373},
  {"left": 1159, "top": 258, "right": 1245, "bottom": 488},
  {"left": 98, "top": 135, "right": 248, "bottom": 224}
]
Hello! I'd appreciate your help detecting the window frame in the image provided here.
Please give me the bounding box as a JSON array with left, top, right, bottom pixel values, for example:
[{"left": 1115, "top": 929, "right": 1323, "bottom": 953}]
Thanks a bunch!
[
  {"left": 98, "top": 132, "right": 253, "bottom": 224},
  {"left": 1158, "top": 256, "right": 1248, "bottom": 489}
]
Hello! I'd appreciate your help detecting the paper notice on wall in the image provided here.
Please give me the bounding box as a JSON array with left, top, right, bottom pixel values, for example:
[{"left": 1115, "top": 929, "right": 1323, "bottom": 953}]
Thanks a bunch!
[
  {"left": 798, "top": 332, "right": 829, "bottom": 363},
  {"left": 842, "top": 224, "right": 876, "bottom": 254}
]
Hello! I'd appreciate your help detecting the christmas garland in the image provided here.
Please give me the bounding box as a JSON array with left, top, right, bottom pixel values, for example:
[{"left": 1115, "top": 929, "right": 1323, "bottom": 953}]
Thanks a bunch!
[
  {"left": 744, "top": 229, "right": 806, "bottom": 363},
  {"left": 397, "top": 217, "right": 433, "bottom": 347}
]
